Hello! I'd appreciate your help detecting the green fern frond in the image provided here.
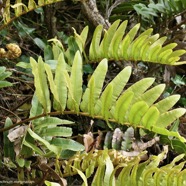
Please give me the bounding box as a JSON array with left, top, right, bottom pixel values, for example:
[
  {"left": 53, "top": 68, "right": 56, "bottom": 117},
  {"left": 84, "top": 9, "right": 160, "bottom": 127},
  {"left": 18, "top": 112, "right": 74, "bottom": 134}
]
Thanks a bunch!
[
  {"left": 1, "top": 0, "right": 63, "bottom": 30},
  {"left": 133, "top": 0, "right": 186, "bottom": 23},
  {"left": 74, "top": 20, "right": 186, "bottom": 65},
  {"left": 62, "top": 148, "right": 186, "bottom": 185},
  {"left": 30, "top": 53, "right": 186, "bottom": 142}
]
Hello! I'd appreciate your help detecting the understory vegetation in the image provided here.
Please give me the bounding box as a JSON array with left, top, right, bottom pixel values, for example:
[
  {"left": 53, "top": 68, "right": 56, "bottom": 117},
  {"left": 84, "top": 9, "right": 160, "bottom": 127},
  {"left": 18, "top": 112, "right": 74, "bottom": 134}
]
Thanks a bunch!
[{"left": 0, "top": 0, "right": 186, "bottom": 185}]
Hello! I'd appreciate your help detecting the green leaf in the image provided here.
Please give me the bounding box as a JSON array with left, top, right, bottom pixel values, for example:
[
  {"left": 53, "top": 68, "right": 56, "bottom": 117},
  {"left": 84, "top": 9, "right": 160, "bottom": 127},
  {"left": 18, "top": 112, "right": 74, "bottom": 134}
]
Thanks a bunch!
[
  {"left": 51, "top": 138, "right": 84, "bottom": 151},
  {"left": 30, "top": 57, "right": 51, "bottom": 112},
  {"left": 54, "top": 53, "right": 67, "bottom": 111},
  {"left": 109, "top": 20, "right": 128, "bottom": 59},
  {"left": 34, "top": 37, "right": 46, "bottom": 50},
  {"left": 125, "top": 78, "right": 155, "bottom": 104},
  {"left": 40, "top": 127, "right": 72, "bottom": 137},
  {"left": 44, "top": 63, "right": 59, "bottom": 103},
  {"left": 113, "top": 91, "right": 134, "bottom": 123},
  {"left": 0, "top": 81, "right": 12, "bottom": 88},
  {"left": 100, "top": 20, "right": 121, "bottom": 57},
  {"left": 101, "top": 84, "right": 113, "bottom": 120},
  {"left": 154, "top": 95, "right": 180, "bottom": 113},
  {"left": 156, "top": 108, "right": 186, "bottom": 128},
  {"left": 120, "top": 23, "right": 140, "bottom": 59},
  {"left": 29, "top": 93, "right": 43, "bottom": 123},
  {"left": 67, "top": 51, "right": 83, "bottom": 112},
  {"left": 128, "top": 101, "right": 149, "bottom": 126},
  {"left": 34, "top": 117, "right": 74, "bottom": 130},
  {"left": 142, "top": 106, "right": 160, "bottom": 130},
  {"left": 3, "top": 118, "right": 15, "bottom": 160},
  {"left": 80, "top": 59, "right": 108, "bottom": 112},
  {"left": 73, "top": 26, "right": 89, "bottom": 53},
  {"left": 89, "top": 24, "right": 103, "bottom": 60},
  {"left": 136, "top": 84, "right": 165, "bottom": 106},
  {"left": 27, "top": 128, "right": 61, "bottom": 155}
]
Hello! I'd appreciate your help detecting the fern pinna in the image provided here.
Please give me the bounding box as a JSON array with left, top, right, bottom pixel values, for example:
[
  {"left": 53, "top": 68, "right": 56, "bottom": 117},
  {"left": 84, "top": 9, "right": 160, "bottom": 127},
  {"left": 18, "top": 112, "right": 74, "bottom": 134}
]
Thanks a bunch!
[{"left": 29, "top": 20, "right": 186, "bottom": 142}]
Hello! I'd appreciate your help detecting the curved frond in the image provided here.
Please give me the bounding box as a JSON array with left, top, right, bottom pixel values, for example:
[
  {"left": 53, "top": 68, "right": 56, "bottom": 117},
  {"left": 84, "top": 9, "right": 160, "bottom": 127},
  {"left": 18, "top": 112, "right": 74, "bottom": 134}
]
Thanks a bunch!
[
  {"left": 62, "top": 149, "right": 186, "bottom": 185},
  {"left": 76, "top": 20, "right": 186, "bottom": 65},
  {"left": 1, "top": 0, "right": 63, "bottom": 30},
  {"left": 30, "top": 53, "right": 186, "bottom": 142}
]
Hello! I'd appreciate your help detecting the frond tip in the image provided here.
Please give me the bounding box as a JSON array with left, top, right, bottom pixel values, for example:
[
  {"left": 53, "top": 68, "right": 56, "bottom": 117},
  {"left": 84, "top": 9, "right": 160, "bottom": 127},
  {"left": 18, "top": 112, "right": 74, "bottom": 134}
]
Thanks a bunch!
[{"left": 84, "top": 20, "right": 186, "bottom": 65}]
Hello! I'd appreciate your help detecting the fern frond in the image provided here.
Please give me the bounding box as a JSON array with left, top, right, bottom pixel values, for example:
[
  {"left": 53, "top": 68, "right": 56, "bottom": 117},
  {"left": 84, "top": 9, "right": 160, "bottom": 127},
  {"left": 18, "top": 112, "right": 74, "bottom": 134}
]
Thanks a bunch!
[
  {"left": 62, "top": 148, "right": 186, "bottom": 185},
  {"left": 1, "top": 0, "right": 63, "bottom": 30},
  {"left": 30, "top": 53, "right": 186, "bottom": 142},
  {"left": 133, "top": 0, "right": 186, "bottom": 23},
  {"left": 87, "top": 20, "right": 186, "bottom": 65}
]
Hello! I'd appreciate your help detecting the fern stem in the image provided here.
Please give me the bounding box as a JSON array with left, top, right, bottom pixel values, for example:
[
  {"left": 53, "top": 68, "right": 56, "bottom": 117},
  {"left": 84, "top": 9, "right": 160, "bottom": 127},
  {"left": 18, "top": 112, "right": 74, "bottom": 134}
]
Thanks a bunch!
[{"left": 0, "top": 110, "right": 132, "bottom": 133}]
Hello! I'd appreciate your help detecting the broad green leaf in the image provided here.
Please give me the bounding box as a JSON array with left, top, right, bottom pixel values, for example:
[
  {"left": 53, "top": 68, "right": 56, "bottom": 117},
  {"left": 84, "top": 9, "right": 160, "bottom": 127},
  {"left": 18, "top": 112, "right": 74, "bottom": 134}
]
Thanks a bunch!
[
  {"left": 154, "top": 95, "right": 180, "bottom": 113},
  {"left": 30, "top": 57, "right": 51, "bottom": 112},
  {"left": 136, "top": 84, "right": 165, "bottom": 106},
  {"left": 109, "top": 20, "right": 128, "bottom": 59},
  {"left": 100, "top": 19, "right": 121, "bottom": 57},
  {"left": 51, "top": 138, "right": 84, "bottom": 151},
  {"left": 128, "top": 101, "right": 149, "bottom": 126},
  {"left": 142, "top": 106, "right": 160, "bottom": 129},
  {"left": 54, "top": 53, "right": 67, "bottom": 111},
  {"left": 27, "top": 128, "right": 61, "bottom": 155},
  {"left": 40, "top": 127, "right": 72, "bottom": 137},
  {"left": 156, "top": 108, "right": 186, "bottom": 128},
  {"left": 89, "top": 24, "right": 103, "bottom": 60},
  {"left": 120, "top": 23, "right": 140, "bottom": 59},
  {"left": 80, "top": 59, "right": 108, "bottom": 112},
  {"left": 44, "top": 63, "right": 59, "bottom": 103},
  {"left": 67, "top": 51, "right": 83, "bottom": 112},
  {"left": 152, "top": 127, "right": 186, "bottom": 142},
  {"left": 0, "top": 71, "right": 11, "bottom": 80},
  {"left": 34, "top": 117, "right": 74, "bottom": 130},
  {"left": 0, "top": 81, "right": 12, "bottom": 88},
  {"left": 129, "top": 28, "right": 153, "bottom": 60},
  {"left": 140, "top": 34, "right": 159, "bottom": 60},
  {"left": 113, "top": 91, "right": 134, "bottom": 123},
  {"left": 64, "top": 70, "right": 76, "bottom": 110},
  {"left": 95, "top": 66, "right": 132, "bottom": 115},
  {"left": 125, "top": 78, "right": 155, "bottom": 104}
]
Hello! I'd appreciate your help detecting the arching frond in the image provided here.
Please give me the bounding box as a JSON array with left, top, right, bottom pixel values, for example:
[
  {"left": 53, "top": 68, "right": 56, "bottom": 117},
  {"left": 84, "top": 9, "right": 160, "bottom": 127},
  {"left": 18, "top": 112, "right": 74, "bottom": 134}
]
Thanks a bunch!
[
  {"left": 30, "top": 52, "right": 186, "bottom": 142},
  {"left": 1, "top": 0, "right": 63, "bottom": 30},
  {"left": 62, "top": 148, "right": 186, "bottom": 185},
  {"left": 74, "top": 20, "right": 186, "bottom": 65}
]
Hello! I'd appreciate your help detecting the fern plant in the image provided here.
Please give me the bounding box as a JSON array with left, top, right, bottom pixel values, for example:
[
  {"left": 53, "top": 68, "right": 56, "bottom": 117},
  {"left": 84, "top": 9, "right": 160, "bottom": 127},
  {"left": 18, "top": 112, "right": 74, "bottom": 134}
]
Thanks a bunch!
[{"left": 28, "top": 25, "right": 186, "bottom": 142}]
